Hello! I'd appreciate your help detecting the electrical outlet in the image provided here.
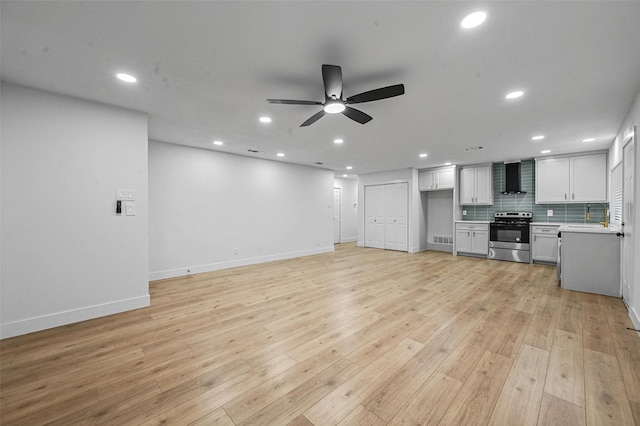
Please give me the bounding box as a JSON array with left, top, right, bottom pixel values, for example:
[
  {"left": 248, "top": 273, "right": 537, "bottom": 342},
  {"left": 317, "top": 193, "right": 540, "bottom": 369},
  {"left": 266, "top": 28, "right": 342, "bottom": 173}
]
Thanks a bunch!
[
  {"left": 234, "top": 248, "right": 239, "bottom": 255},
  {"left": 462, "top": 210, "right": 467, "bottom": 216},
  {"left": 547, "top": 209, "right": 553, "bottom": 217}
]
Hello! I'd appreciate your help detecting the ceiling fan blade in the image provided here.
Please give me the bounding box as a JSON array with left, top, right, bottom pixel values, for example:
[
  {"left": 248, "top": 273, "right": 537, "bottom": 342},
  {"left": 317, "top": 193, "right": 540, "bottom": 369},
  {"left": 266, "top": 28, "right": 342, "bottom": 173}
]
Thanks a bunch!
[
  {"left": 342, "top": 106, "right": 373, "bottom": 124},
  {"left": 322, "top": 64, "right": 343, "bottom": 100},
  {"left": 346, "top": 84, "right": 405, "bottom": 104},
  {"left": 267, "top": 99, "right": 323, "bottom": 105},
  {"left": 300, "top": 110, "right": 326, "bottom": 127}
]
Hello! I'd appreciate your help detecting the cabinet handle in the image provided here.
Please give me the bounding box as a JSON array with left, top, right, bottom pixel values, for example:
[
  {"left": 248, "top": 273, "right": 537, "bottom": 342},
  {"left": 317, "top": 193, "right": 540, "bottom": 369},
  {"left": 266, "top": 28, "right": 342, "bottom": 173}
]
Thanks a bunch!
[
  {"left": 436, "top": 183, "right": 439, "bottom": 189},
  {"left": 564, "top": 193, "right": 567, "bottom": 200},
  {"left": 473, "top": 231, "right": 475, "bottom": 237},
  {"left": 468, "top": 231, "right": 470, "bottom": 237},
  {"left": 534, "top": 235, "right": 537, "bottom": 241},
  {"left": 572, "top": 193, "right": 575, "bottom": 200}
]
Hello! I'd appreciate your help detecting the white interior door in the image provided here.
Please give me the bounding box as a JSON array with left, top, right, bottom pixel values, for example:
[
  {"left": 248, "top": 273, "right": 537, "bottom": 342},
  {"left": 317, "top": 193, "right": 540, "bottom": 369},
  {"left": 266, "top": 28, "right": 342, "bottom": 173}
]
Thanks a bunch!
[
  {"left": 365, "top": 183, "right": 407, "bottom": 251},
  {"left": 623, "top": 137, "right": 635, "bottom": 306},
  {"left": 365, "top": 185, "right": 385, "bottom": 249},
  {"left": 384, "top": 183, "right": 408, "bottom": 251},
  {"left": 333, "top": 188, "right": 341, "bottom": 244}
]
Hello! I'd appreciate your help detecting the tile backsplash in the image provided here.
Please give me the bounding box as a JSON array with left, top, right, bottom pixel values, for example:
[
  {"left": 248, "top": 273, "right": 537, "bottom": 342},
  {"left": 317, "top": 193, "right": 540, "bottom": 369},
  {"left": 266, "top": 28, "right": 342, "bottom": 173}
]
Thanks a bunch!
[{"left": 462, "top": 160, "right": 608, "bottom": 223}]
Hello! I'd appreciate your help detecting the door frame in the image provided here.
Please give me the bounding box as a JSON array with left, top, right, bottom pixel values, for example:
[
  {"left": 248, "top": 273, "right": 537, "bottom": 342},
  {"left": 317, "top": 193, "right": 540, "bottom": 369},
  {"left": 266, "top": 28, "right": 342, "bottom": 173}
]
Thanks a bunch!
[{"left": 622, "top": 130, "right": 636, "bottom": 307}]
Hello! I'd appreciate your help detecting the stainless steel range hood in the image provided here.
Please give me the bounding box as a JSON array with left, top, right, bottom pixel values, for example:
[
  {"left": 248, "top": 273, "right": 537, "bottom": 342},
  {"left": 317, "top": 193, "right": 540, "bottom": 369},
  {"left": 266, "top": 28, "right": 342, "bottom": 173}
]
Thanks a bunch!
[{"left": 502, "top": 161, "right": 526, "bottom": 194}]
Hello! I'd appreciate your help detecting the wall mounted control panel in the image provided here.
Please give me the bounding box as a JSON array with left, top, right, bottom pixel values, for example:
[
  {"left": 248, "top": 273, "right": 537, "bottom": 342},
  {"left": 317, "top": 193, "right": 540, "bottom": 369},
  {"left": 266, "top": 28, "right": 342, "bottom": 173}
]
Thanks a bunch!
[{"left": 116, "top": 189, "right": 136, "bottom": 216}]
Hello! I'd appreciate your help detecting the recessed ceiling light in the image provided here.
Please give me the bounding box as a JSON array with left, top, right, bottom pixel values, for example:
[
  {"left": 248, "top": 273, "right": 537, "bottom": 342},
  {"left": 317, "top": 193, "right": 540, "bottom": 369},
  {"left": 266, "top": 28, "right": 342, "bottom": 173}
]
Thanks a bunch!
[
  {"left": 342, "top": 174, "right": 348, "bottom": 178},
  {"left": 460, "top": 11, "right": 487, "bottom": 29},
  {"left": 259, "top": 116, "right": 272, "bottom": 123},
  {"left": 505, "top": 90, "right": 524, "bottom": 100},
  {"left": 444, "top": 162, "right": 452, "bottom": 166},
  {"left": 116, "top": 73, "right": 137, "bottom": 83},
  {"left": 419, "top": 153, "right": 428, "bottom": 158},
  {"left": 532, "top": 135, "right": 545, "bottom": 141},
  {"left": 276, "top": 152, "right": 285, "bottom": 157},
  {"left": 541, "top": 150, "right": 551, "bottom": 154},
  {"left": 346, "top": 166, "right": 353, "bottom": 170},
  {"left": 582, "top": 137, "right": 595, "bottom": 142},
  {"left": 334, "top": 138, "right": 344, "bottom": 144},
  {"left": 324, "top": 102, "right": 345, "bottom": 114},
  {"left": 213, "top": 140, "right": 223, "bottom": 146}
]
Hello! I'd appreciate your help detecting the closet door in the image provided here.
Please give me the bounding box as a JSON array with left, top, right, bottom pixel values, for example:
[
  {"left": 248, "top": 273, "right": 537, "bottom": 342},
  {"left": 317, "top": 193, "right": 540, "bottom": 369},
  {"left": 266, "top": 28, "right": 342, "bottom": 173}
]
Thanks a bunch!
[
  {"left": 365, "top": 185, "right": 385, "bottom": 248},
  {"left": 365, "top": 183, "right": 408, "bottom": 252},
  {"left": 385, "top": 183, "right": 408, "bottom": 251}
]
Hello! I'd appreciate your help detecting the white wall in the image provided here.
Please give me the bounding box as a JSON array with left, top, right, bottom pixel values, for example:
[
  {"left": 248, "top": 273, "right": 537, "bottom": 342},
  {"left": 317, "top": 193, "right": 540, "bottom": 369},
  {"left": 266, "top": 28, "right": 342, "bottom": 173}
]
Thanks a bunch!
[
  {"left": 357, "top": 168, "right": 421, "bottom": 252},
  {"left": 148, "top": 141, "right": 334, "bottom": 280},
  {"left": 1, "top": 84, "right": 150, "bottom": 338},
  {"left": 333, "top": 177, "right": 358, "bottom": 243},
  {"left": 609, "top": 88, "right": 640, "bottom": 329}
]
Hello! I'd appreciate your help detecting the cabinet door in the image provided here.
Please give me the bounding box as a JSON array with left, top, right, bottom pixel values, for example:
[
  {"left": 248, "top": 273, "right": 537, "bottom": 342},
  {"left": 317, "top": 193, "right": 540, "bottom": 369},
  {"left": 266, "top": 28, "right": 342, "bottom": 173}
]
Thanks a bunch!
[
  {"left": 536, "top": 157, "right": 570, "bottom": 203},
  {"left": 474, "top": 165, "right": 493, "bottom": 205},
  {"left": 456, "top": 228, "right": 472, "bottom": 253},
  {"left": 471, "top": 230, "right": 489, "bottom": 255},
  {"left": 570, "top": 153, "right": 607, "bottom": 202},
  {"left": 418, "top": 171, "right": 435, "bottom": 191},
  {"left": 459, "top": 168, "right": 476, "bottom": 204},
  {"left": 436, "top": 168, "right": 455, "bottom": 189},
  {"left": 532, "top": 233, "right": 558, "bottom": 262}
]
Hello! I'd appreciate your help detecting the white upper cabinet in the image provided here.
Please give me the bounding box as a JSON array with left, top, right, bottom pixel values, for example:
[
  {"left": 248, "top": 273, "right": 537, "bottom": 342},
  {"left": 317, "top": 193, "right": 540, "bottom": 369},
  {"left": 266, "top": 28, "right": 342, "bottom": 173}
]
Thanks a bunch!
[
  {"left": 459, "top": 164, "right": 493, "bottom": 205},
  {"left": 418, "top": 166, "right": 455, "bottom": 191},
  {"left": 570, "top": 154, "right": 607, "bottom": 202},
  {"left": 536, "top": 152, "right": 607, "bottom": 203}
]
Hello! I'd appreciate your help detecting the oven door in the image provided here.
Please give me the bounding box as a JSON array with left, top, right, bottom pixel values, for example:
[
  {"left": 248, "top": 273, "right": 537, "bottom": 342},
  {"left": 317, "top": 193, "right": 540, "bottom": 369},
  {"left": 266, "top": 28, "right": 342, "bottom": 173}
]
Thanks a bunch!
[{"left": 490, "top": 222, "right": 530, "bottom": 244}]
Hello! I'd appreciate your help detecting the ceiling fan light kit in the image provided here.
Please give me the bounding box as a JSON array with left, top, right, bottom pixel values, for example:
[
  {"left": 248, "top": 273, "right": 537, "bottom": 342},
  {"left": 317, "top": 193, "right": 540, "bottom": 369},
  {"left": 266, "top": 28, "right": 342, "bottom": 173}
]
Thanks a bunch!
[{"left": 267, "top": 64, "right": 405, "bottom": 127}]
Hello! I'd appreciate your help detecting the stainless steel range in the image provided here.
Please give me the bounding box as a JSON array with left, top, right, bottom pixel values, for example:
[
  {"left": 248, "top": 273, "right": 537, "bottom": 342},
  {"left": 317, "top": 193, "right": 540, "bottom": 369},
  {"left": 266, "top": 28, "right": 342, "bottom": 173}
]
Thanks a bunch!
[{"left": 489, "top": 211, "right": 532, "bottom": 263}]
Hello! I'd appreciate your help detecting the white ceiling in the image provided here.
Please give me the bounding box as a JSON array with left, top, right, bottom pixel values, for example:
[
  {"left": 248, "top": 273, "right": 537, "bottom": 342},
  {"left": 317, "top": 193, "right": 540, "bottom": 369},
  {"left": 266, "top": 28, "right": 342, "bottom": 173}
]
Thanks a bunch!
[{"left": 2, "top": 1, "right": 640, "bottom": 177}]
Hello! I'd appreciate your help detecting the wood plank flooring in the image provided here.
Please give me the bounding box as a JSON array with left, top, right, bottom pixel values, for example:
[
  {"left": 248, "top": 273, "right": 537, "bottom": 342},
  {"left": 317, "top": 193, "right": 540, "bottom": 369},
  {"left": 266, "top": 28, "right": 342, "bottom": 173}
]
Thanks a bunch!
[{"left": 1, "top": 243, "right": 638, "bottom": 425}]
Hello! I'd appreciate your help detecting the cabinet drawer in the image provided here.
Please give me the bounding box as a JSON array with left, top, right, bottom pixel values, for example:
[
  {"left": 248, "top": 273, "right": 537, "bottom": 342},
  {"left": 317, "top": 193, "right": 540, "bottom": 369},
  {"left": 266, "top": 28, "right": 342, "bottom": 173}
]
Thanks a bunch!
[
  {"left": 531, "top": 226, "right": 560, "bottom": 235},
  {"left": 455, "top": 223, "right": 489, "bottom": 231}
]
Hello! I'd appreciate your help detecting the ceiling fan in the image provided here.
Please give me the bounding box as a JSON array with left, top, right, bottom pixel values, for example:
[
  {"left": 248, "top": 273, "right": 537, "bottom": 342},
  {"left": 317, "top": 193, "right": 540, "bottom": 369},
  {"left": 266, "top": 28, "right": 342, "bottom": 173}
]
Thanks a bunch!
[{"left": 267, "top": 64, "right": 405, "bottom": 127}]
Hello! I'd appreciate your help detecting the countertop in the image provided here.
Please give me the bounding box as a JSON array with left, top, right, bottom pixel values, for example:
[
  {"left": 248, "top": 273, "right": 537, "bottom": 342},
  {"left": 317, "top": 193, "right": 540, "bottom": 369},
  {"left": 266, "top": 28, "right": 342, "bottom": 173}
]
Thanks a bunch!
[
  {"left": 557, "top": 223, "right": 621, "bottom": 234},
  {"left": 454, "top": 220, "right": 490, "bottom": 224}
]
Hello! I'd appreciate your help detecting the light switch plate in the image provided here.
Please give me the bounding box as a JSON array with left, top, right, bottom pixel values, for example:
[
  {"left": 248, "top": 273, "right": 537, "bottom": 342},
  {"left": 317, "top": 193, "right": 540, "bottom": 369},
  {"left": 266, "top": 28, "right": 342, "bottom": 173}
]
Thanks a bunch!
[
  {"left": 125, "top": 203, "right": 136, "bottom": 216},
  {"left": 116, "top": 188, "right": 135, "bottom": 201},
  {"left": 547, "top": 209, "right": 553, "bottom": 216},
  {"left": 462, "top": 210, "right": 467, "bottom": 216}
]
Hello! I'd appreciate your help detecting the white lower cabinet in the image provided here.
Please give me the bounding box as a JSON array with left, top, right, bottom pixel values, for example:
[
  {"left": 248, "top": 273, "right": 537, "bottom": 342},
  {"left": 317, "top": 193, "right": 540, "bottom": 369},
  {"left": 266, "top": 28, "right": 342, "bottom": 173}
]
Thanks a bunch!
[
  {"left": 455, "top": 222, "right": 489, "bottom": 256},
  {"left": 531, "top": 225, "right": 560, "bottom": 263}
]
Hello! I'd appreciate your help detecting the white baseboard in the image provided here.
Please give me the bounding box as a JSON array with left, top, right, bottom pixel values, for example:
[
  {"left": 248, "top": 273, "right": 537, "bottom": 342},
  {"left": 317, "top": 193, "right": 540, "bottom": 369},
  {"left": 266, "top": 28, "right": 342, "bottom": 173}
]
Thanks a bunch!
[
  {"left": 426, "top": 243, "right": 454, "bottom": 253},
  {"left": 0, "top": 295, "right": 150, "bottom": 339},
  {"left": 338, "top": 237, "right": 357, "bottom": 243},
  {"left": 149, "top": 246, "right": 335, "bottom": 281},
  {"left": 629, "top": 304, "right": 640, "bottom": 331}
]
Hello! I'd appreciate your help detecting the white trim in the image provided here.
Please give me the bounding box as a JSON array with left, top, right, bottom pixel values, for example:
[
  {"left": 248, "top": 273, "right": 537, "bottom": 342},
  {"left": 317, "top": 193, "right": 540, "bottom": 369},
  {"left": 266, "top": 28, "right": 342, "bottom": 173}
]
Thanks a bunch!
[
  {"left": 339, "top": 237, "right": 357, "bottom": 243},
  {"left": 149, "top": 246, "right": 335, "bottom": 281},
  {"left": 0, "top": 295, "right": 150, "bottom": 339},
  {"left": 629, "top": 305, "right": 640, "bottom": 333}
]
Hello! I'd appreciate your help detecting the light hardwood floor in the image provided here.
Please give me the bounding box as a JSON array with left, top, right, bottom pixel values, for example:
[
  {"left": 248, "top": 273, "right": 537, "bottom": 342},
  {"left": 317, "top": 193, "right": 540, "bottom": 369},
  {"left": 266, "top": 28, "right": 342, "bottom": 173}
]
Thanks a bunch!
[{"left": 1, "top": 243, "right": 639, "bottom": 425}]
